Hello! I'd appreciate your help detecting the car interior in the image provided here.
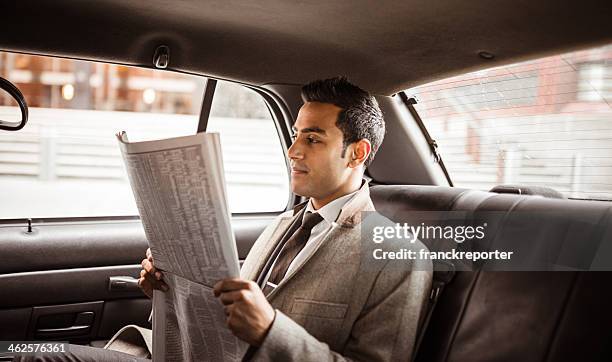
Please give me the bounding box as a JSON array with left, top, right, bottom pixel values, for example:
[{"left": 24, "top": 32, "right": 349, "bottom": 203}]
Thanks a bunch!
[{"left": 1, "top": 1, "right": 611, "bottom": 361}]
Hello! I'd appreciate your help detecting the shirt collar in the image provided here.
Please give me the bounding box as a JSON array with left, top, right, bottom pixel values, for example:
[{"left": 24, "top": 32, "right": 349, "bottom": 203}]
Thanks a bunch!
[{"left": 304, "top": 188, "right": 359, "bottom": 224}]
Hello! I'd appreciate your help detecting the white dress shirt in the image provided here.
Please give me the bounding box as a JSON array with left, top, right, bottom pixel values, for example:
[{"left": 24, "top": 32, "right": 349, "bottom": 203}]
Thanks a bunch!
[{"left": 262, "top": 189, "right": 359, "bottom": 290}]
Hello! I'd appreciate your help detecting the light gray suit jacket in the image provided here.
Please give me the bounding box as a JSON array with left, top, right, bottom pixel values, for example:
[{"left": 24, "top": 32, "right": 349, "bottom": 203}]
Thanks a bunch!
[{"left": 240, "top": 182, "right": 433, "bottom": 361}]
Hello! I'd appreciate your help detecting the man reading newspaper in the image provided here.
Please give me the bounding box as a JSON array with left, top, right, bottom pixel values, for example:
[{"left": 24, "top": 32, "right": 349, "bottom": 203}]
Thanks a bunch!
[
  {"left": 15, "top": 77, "right": 432, "bottom": 362},
  {"left": 144, "top": 77, "right": 432, "bottom": 361}
]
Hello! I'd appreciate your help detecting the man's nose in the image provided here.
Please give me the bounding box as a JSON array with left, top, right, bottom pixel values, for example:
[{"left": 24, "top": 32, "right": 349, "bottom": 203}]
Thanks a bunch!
[{"left": 287, "top": 140, "right": 303, "bottom": 160}]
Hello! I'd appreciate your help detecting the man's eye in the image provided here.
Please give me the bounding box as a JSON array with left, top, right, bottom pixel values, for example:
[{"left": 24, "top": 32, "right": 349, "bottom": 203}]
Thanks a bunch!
[{"left": 307, "top": 136, "right": 319, "bottom": 144}]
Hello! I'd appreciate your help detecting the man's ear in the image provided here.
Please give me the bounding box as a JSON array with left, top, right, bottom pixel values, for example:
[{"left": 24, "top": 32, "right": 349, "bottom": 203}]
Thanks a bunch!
[{"left": 348, "top": 139, "right": 371, "bottom": 168}]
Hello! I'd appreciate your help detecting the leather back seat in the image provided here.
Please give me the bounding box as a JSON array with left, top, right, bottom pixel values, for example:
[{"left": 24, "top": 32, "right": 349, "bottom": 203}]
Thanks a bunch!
[{"left": 370, "top": 185, "right": 612, "bottom": 362}]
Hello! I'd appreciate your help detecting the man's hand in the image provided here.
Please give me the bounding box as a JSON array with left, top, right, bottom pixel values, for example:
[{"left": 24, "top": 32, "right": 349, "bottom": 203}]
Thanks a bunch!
[
  {"left": 138, "top": 248, "right": 168, "bottom": 298},
  {"left": 213, "top": 279, "right": 275, "bottom": 347}
]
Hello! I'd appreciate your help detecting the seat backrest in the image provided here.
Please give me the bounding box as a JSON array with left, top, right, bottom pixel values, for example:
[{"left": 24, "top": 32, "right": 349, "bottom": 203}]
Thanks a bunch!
[{"left": 370, "top": 185, "right": 612, "bottom": 362}]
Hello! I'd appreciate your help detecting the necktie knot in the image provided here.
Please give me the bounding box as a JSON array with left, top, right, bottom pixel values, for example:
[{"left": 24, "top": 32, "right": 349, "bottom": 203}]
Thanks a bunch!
[{"left": 302, "top": 212, "right": 324, "bottom": 231}]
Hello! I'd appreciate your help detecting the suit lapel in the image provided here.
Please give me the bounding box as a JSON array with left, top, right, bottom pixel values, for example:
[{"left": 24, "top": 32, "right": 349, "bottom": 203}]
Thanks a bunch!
[
  {"left": 241, "top": 216, "right": 295, "bottom": 282},
  {"left": 266, "top": 222, "right": 346, "bottom": 300},
  {"left": 241, "top": 202, "right": 308, "bottom": 282},
  {"left": 266, "top": 181, "right": 375, "bottom": 300}
]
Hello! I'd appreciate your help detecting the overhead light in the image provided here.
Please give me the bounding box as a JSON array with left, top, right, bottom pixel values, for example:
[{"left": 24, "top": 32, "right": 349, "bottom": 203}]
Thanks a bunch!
[
  {"left": 143, "top": 88, "right": 156, "bottom": 105},
  {"left": 61, "top": 84, "right": 75, "bottom": 100}
]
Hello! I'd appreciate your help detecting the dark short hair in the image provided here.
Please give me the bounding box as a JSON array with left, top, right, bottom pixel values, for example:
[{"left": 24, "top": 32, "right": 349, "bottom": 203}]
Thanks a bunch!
[{"left": 301, "top": 76, "right": 385, "bottom": 167}]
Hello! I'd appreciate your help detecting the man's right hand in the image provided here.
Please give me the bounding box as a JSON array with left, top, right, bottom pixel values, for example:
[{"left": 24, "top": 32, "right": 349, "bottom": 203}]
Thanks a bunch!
[{"left": 138, "top": 248, "right": 169, "bottom": 298}]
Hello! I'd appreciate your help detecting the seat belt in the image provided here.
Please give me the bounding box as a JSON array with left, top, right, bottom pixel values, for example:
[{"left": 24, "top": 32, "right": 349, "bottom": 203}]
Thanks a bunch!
[
  {"left": 197, "top": 78, "right": 217, "bottom": 133},
  {"left": 398, "top": 92, "right": 453, "bottom": 187},
  {"left": 412, "top": 260, "right": 456, "bottom": 361}
]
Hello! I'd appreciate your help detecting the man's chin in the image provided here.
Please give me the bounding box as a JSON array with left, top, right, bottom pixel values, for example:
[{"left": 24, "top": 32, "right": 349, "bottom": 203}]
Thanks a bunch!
[{"left": 290, "top": 180, "right": 311, "bottom": 198}]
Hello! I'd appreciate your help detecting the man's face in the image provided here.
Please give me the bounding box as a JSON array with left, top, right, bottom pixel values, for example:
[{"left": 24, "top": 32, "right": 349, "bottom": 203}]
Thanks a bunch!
[{"left": 288, "top": 101, "right": 352, "bottom": 200}]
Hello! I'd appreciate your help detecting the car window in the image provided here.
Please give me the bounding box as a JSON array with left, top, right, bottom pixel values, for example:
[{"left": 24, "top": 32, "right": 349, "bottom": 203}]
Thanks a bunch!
[
  {"left": 404, "top": 44, "right": 612, "bottom": 200},
  {"left": 0, "top": 51, "right": 289, "bottom": 218}
]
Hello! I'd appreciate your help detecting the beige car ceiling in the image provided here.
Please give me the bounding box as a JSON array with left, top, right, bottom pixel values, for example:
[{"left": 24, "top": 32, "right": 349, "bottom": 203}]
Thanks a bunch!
[{"left": 0, "top": 0, "right": 611, "bottom": 95}]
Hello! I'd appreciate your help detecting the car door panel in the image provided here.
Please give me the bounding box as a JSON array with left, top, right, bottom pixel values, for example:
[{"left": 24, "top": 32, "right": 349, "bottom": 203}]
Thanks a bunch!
[
  {"left": 0, "top": 221, "right": 148, "bottom": 275},
  {"left": 0, "top": 215, "right": 273, "bottom": 343}
]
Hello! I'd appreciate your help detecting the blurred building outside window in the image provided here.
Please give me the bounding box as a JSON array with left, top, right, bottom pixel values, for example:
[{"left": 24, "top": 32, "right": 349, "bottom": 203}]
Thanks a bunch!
[{"left": 0, "top": 52, "right": 289, "bottom": 218}]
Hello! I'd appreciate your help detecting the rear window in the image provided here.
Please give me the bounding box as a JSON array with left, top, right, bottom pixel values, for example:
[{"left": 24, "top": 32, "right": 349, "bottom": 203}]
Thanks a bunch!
[{"left": 405, "top": 44, "right": 612, "bottom": 200}]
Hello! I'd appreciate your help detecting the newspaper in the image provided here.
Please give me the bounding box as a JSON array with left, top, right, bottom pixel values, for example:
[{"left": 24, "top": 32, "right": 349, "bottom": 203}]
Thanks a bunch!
[{"left": 116, "top": 131, "right": 247, "bottom": 361}]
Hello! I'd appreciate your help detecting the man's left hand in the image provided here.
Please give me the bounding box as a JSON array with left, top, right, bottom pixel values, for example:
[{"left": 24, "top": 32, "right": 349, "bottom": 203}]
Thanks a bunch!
[{"left": 213, "top": 278, "right": 275, "bottom": 346}]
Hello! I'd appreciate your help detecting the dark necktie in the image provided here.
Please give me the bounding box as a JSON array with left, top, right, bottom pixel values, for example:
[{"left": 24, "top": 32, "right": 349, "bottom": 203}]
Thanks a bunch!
[{"left": 262, "top": 211, "right": 324, "bottom": 295}]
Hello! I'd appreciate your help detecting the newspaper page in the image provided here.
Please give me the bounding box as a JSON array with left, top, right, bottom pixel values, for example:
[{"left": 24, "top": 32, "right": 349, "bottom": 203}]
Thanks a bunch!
[{"left": 116, "top": 132, "right": 247, "bottom": 361}]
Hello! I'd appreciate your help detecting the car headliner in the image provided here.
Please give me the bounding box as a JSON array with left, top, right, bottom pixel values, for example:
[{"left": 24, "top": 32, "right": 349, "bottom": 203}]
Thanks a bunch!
[{"left": 0, "top": 0, "right": 611, "bottom": 95}]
